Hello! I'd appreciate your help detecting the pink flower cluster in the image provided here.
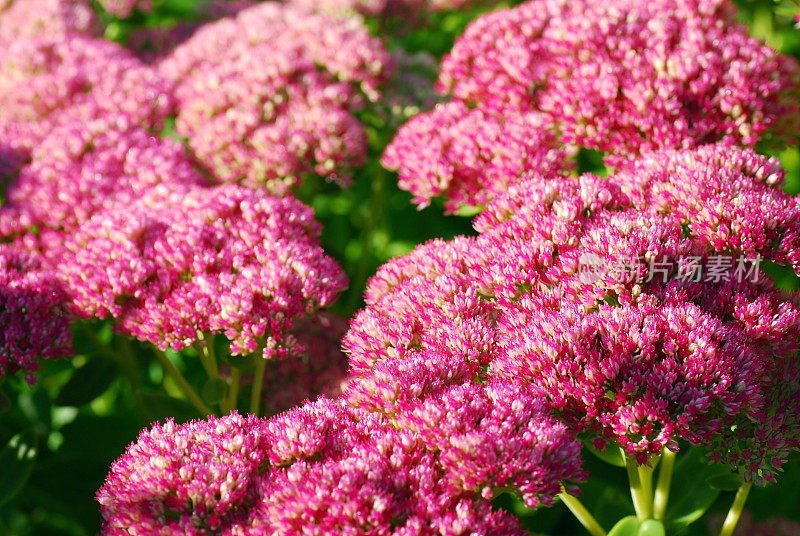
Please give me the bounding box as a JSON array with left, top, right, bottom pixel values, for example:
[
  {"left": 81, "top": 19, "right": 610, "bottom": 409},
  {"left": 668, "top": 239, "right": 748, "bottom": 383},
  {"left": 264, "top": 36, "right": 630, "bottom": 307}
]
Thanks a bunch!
[
  {"left": 384, "top": 0, "right": 800, "bottom": 212},
  {"left": 98, "top": 385, "right": 584, "bottom": 535},
  {"left": 125, "top": 1, "right": 256, "bottom": 62},
  {"left": 0, "top": 117, "right": 207, "bottom": 248},
  {"left": 349, "top": 144, "right": 800, "bottom": 483},
  {"left": 158, "top": 2, "right": 393, "bottom": 192},
  {"left": 257, "top": 314, "right": 350, "bottom": 416},
  {"left": 0, "top": 35, "right": 174, "bottom": 150},
  {"left": 286, "top": 0, "right": 496, "bottom": 19},
  {"left": 58, "top": 184, "right": 348, "bottom": 358},
  {"left": 0, "top": 0, "right": 99, "bottom": 45},
  {"left": 97, "top": 0, "right": 152, "bottom": 18},
  {"left": 0, "top": 245, "right": 72, "bottom": 383}
]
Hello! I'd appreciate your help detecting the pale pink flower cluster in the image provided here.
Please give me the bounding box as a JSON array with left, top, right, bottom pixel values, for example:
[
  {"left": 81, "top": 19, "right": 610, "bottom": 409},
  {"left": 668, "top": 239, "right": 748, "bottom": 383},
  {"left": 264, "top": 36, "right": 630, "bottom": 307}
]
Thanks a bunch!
[
  {"left": 384, "top": 0, "right": 800, "bottom": 212},
  {"left": 350, "top": 144, "right": 800, "bottom": 483},
  {"left": 97, "top": 0, "right": 152, "bottom": 18},
  {"left": 0, "top": 35, "right": 174, "bottom": 150},
  {"left": 158, "top": 2, "right": 393, "bottom": 192},
  {"left": 287, "top": 0, "right": 497, "bottom": 19},
  {"left": 0, "top": 0, "right": 99, "bottom": 45}
]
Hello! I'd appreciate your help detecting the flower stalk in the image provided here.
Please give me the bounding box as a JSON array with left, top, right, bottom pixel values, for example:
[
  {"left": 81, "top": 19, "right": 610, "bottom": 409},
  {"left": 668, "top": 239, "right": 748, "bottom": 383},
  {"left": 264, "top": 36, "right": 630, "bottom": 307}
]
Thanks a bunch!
[
  {"left": 623, "top": 448, "right": 654, "bottom": 521},
  {"left": 719, "top": 481, "right": 753, "bottom": 536},
  {"left": 559, "top": 488, "right": 607, "bottom": 536},
  {"left": 653, "top": 448, "right": 677, "bottom": 520},
  {"left": 154, "top": 348, "right": 213, "bottom": 416}
]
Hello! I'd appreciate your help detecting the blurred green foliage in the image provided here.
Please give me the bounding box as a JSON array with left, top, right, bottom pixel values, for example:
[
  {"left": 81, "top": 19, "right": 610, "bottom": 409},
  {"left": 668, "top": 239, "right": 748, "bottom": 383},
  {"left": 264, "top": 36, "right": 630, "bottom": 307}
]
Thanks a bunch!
[{"left": 1, "top": 0, "right": 799, "bottom": 535}]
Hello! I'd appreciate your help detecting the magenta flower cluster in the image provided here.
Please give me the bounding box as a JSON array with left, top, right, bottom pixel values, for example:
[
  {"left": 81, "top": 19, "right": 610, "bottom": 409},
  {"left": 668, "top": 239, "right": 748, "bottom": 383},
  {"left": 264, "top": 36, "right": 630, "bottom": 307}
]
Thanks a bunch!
[
  {"left": 58, "top": 184, "right": 347, "bottom": 358},
  {"left": 98, "top": 384, "right": 584, "bottom": 534},
  {"left": 158, "top": 2, "right": 393, "bottom": 192},
  {"left": 350, "top": 144, "right": 800, "bottom": 483},
  {"left": 383, "top": 0, "right": 800, "bottom": 212},
  {"left": 0, "top": 245, "right": 72, "bottom": 384}
]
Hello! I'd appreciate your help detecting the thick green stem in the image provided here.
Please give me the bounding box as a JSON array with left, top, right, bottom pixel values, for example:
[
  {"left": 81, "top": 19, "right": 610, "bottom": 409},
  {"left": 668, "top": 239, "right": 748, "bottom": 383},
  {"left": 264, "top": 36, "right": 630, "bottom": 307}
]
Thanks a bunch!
[
  {"left": 223, "top": 368, "right": 240, "bottom": 414},
  {"left": 249, "top": 357, "right": 267, "bottom": 416},
  {"left": 623, "top": 448, "right": 654, "bottom": 521},
  {"left": 154, "top": 349, "right": 213, "bottom": 416},
  {"left": 653, "top": 448, "right": 677, "bottom": 520},
  {"left": 719, "top": 482, "right": 753, "bottom": 536},
  {"left": 559, "top": 488, "right": 607, "bottom": 536}
]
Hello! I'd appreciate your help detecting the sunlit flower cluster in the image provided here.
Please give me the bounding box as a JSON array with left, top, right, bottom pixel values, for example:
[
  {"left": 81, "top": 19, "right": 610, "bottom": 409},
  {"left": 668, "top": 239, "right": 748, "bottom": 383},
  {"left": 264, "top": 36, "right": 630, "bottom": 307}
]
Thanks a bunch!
[
  {"left": 59, "top": 184, "right": 348, "bottom": 358},
  {"left": 159, "top": 2, "right": 393, "bottom": 192},
  {"left": 384, "top": 0, "right": 800, "bottom": 211},
  {"left": 351, "top": 144, "right": 800, "bottom": 483}
]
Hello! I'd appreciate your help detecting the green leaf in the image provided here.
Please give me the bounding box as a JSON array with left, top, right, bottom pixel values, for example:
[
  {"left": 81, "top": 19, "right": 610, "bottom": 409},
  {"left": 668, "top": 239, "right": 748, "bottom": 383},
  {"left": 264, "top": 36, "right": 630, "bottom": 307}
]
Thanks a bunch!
[
  {"left": 608, "top": 515, "right": 640, "bottom": 536},
  {"left": 665, "top": 447, "right": 730, "bottom": 530},
  {"left": 637, "top": 519, "right": 666, "bottom": 536},
  {"left": 200, "top": 379, "right": 228, "bottom": 405},
  {"left": 0, "top": 432, "right": 38, "bottom": 507},
  {"left": 55, "top": 358, "right": 117, "bottom": 407},
  {"left": 706, "top": 472, "right": 745, "bottom": 491}
]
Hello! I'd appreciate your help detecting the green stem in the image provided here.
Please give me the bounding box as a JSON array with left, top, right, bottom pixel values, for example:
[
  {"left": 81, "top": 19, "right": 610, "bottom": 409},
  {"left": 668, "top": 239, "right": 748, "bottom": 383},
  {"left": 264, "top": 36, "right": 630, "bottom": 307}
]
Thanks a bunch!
[
  {"left": 117, "top": 337, "right": 146, "bottom": 419},
  {"left": 154, "top": 349, "right": 213, "bottom": 416},
  {"left": 559, "top": 489, "right": 607, "bottom": 536},
  {"left": 719, "top": 482, "right": 753, "bottom": 536},
  {"left": 224, "top": 368, "right": 240, "bottom": 414},
  {"left": 196, "top": 332, "right": 219, "bottom": 380},
  {"left": 344, "top": 166, "right": 386, "bottom": 313},
  {"left": 249, "top": 357, "right": 267, "bottom": 416},
  {"left": 653, "top": 448, "right": 677, "bottom": 520},
  {"left": 623, "top": 448, "right": 654, "bottom": 521}
]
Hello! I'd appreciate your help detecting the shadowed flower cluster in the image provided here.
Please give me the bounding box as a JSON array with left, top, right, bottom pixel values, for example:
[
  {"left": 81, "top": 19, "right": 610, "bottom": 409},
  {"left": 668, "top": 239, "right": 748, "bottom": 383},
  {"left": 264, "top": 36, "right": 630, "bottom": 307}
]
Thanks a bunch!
[
  {"left": 383, "top": 0, "right": 800, "bottom": 212},
  {"left": 58, "top": 184, "right": 348, "bottom": 358},
  {"left": 98, "top": 386, "right": 584, "bottom": 535},
  {"left": 158, "top": 2, "right": 393, "bottom": 192},
  {"left": 349, "top": 144, "right": 800, "bottom": 483},
  {"left": 0, "top": 245, "right": 72, "bottom": 383}
]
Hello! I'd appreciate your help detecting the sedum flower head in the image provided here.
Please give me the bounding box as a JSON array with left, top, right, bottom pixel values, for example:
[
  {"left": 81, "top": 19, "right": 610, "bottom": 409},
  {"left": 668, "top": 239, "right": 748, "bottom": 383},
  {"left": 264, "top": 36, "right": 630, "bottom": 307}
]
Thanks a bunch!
[
  {"left": 97, "top": 0, "right": 152, "bottom": 18},
  {"left": 59, "top": 184, "right": 348, "bottom": 358},
  {"left": 0, "top": 35, "right": 174, "bottom": 150},
  {"left": 0, "top": 0, "right": 99, "bottom": 45},
  {"left": 349, "top": 144, "right": 800, "bottom": 483},
  {"left": 158, "top": 2, "right": 393, "bottom": 192},
  {"left": 99, "top": 390, "right": 583, "bottom": 534},
  {"left": 97, "top": 413, "right": 270, "bottom": 535},
  {"left": 286, "top": 0, "right": 499, "bottom": 20},
  {"left": 384, "top": 0, "right": 800, "bottom": 212},
  {"left": 0, "top": 116, "right": 207, "bottom": 246},
  {"left": 0, "top": 245, "right": 72, "bottom": 383}
]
